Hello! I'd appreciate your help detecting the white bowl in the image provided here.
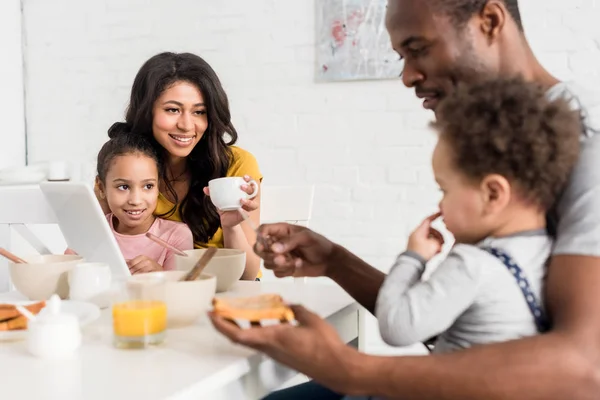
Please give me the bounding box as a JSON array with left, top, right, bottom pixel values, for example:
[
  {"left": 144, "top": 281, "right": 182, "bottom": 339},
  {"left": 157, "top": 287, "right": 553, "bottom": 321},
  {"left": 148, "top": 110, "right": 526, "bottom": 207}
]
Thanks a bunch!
[
  {"left": 175, "top": 248, "right": 245, "bottom": 292},
  {"left": 129, "top": 271, "right": 217, "bottom": 328},
  {"left": 9, "top": 255, "right": 84, "bottom": 300}
]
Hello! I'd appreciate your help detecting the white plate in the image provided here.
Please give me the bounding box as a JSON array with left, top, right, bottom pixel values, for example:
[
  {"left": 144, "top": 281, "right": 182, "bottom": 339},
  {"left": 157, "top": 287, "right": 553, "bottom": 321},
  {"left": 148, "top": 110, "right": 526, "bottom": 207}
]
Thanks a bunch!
[{"left": 0, "top": 299, "right": 101, "bottom": 341}]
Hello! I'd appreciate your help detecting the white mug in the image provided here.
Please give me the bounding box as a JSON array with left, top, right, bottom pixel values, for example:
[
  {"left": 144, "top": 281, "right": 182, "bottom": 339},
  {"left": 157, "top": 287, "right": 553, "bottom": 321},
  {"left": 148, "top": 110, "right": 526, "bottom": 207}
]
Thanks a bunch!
[
  {"left": 68, "top": 262, "right": 112, "bottom": 308},
  {"left": 208, "top": 177, "right": 259, "bottom": 211},
  {"left": 47, "top": 161, "right": 71, "bottom": 181}
]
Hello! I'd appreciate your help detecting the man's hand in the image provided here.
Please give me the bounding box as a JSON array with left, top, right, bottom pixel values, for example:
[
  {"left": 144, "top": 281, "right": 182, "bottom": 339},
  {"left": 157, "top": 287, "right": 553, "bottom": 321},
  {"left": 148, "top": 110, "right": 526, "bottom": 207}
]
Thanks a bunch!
[
  {"left": 127, "top": 255, "right": 163, "bottom": 274},
  {"left": 407, "top": 212, "right": 444, "bottom": 261},
  {"left": 209, "top": 305, "right": 360, "bottom": 393},
  {"left": 254, "top": 223, "right": 337, "bottom": 278}
]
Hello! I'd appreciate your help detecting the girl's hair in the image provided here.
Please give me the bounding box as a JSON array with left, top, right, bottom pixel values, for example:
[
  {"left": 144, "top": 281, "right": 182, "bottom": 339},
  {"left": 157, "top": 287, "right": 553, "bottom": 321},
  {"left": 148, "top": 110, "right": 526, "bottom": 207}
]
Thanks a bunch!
[
  {"left": 97, "top": 133, "right": 160, "bottom": 183},
  {"left": 107, "top": 52, "right": 237, "bottom": 244}
]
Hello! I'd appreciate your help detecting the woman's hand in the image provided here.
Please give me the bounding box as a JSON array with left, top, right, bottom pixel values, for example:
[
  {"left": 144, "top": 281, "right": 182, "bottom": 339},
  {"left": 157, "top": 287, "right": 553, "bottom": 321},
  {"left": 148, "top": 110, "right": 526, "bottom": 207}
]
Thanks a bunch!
[
  {"left": 203, "top": 175, "right": 259, "bottom": 229},
  {"left": 127, "top": 256, "right": 163, "bottom": 274}
]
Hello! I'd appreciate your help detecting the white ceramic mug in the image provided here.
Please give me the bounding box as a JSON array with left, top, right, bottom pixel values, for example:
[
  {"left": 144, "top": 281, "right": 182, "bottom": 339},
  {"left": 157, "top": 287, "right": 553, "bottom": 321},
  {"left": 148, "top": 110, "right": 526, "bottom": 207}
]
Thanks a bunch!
[
  {"left": 68, "top": 262, "right": 112, "bottom": 308},
  {"left": 47, "top": 161, "right": 71, "bottom": 181},
  {"left": 208, "top": 177, "right": 259, "bottom": 211}
]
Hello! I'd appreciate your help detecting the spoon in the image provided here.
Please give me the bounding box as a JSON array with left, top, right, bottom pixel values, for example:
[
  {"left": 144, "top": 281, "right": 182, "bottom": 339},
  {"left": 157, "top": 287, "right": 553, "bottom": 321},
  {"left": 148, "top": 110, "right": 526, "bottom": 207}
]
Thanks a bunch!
[
  {"left": 0, "top": 248, "right": 26, "bottom": 264},
  {"left": 146, "top": 232, "right": 188, "bottom": 257},
  {"left": 237, "top": 209, "right": 274, "bottom": 248},
  {"left": 16, "top": 305, "right": 37, "bottom": 322},
  {"left": 238, "top": 209, "right": 295, "bottom": 262},
  {"left": 181, "top": 247, "right": 218, "bottom": 281}
]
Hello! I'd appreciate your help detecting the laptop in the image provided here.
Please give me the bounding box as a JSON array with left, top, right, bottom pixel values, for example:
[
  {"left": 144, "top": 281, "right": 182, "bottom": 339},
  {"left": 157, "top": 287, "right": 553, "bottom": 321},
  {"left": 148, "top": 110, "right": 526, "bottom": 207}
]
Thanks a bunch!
[{"left": 39, "top": 181, "right": 131, "bottom": 280}]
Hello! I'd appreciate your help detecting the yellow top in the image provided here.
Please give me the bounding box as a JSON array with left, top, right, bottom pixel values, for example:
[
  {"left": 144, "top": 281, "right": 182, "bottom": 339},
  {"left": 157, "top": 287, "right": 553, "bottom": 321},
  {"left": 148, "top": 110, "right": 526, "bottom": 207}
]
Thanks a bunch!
[{"left": 154, "top": 145, "right": 263, "bottom": 250}]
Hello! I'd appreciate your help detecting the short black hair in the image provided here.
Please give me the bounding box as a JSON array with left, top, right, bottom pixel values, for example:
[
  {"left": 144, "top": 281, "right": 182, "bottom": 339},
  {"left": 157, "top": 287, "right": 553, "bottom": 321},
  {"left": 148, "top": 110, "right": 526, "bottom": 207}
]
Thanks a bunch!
[
  {"left": 429, "top": 0, "right": 523, "bottom": 31},
  {"left": 431, "top": 77, "right": 581, "bottom": 211}
]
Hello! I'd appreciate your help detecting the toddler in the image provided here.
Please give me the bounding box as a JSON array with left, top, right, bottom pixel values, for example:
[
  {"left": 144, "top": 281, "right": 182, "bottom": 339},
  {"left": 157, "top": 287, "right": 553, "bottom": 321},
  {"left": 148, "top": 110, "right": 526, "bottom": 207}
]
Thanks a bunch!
[{"left": 377, "top": 77, "right": 582, "bottom": 353}]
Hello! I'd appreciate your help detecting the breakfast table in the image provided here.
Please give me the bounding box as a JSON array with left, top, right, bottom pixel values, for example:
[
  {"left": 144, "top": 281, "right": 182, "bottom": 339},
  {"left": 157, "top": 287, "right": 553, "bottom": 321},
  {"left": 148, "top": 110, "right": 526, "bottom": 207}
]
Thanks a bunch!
[{"left": 0, "top": 280, "right": 359, "bottom": 400}]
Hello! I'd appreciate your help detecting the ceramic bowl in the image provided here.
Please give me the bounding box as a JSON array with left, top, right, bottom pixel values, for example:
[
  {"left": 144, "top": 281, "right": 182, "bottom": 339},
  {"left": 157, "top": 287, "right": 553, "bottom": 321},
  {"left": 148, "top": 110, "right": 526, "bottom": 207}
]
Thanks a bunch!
[
  {"left": 175, "top": 248, "right": 245, "bottom": 292},
  {"left": 9, "top": 255, "right": 83, "bottom": 300}
]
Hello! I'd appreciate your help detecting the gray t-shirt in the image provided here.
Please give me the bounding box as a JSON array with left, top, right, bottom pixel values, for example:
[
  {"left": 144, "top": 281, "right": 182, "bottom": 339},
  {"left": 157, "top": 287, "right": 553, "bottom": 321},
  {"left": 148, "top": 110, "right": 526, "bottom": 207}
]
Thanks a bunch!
[
  {"left": 376, "top": 232, "right": 551, "bottom": 353},
  {"left": 546, "top": 82, "right": 600, "bottom": 256},
  {"left": 375, "top": 82, "right": 600, "bottom": 353}
]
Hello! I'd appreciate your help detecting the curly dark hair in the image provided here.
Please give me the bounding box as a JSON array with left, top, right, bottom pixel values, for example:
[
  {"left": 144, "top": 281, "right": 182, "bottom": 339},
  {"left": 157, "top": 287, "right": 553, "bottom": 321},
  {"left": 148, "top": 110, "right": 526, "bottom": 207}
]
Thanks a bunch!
[
  {"left": 108, "top": 52, "right": 237, "bottom": 244},
  {"left": 429, "top": 0, "right": 523, "bottom": 31},
  {"left": 431, "top": 77, "right": 581, "bottom": 211}
]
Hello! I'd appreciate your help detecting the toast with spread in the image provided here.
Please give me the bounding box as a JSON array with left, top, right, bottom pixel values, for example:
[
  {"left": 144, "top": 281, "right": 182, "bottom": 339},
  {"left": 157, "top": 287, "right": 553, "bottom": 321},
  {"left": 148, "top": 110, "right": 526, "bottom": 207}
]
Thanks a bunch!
[
  {"left": 0, "top": 301, "right": 46, "bottom": 331},
  {"left": 212, "top": 294, "right": 294, "bottom": 322}
]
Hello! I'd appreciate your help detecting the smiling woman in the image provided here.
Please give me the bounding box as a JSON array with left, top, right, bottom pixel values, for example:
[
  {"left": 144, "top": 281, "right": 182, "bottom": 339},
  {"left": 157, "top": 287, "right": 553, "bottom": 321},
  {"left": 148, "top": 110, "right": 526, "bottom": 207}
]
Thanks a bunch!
[{"left": 96, "top": 52, "right": 263, "bottom": 280}]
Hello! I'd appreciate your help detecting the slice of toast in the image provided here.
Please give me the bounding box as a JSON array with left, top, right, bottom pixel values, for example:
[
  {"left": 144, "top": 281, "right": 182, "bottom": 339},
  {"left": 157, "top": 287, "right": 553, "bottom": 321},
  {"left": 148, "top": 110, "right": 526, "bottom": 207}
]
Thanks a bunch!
[
  {"left": 0, "top": 301, "right": 46, "bottom": 331},
  {"left": 0, "top": 301, "right": 46, "bottom": 322},
  {"left": 212, "top": 294, "right": 295, "bottom": 322},
  {"left": 0, "top": 315, "right": 28, "bottom": 331}
]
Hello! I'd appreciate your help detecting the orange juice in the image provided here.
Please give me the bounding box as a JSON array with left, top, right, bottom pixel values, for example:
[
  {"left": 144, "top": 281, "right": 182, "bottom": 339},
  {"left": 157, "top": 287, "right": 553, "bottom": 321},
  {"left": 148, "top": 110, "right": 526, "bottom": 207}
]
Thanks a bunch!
[{"left": 112, "top": 300, "right": 167, "bottom": 348}]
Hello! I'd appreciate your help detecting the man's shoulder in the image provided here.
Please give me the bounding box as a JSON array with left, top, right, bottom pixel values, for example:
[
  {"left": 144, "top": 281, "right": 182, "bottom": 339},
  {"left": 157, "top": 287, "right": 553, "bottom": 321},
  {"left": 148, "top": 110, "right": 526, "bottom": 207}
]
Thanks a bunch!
[{"left": 549, "top": 81, "right": 600, "bottom": 137}]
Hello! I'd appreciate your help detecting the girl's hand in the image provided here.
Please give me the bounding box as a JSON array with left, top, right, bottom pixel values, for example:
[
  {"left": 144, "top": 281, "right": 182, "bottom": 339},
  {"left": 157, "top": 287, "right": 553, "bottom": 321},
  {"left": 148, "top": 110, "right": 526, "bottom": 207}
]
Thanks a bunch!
[
  {"left": 407, "top": 212, "right": 445, "bottom": 262},
  {"left": 204, "top": 175, "right": 259, "bottom": 228},
  {"left": 127, "top": 256, "right": 163, "bottom": 274}
]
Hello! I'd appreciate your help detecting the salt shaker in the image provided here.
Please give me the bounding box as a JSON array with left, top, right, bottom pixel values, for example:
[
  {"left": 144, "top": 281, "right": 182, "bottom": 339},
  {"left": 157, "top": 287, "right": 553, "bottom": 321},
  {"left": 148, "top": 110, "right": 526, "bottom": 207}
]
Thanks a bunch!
[{"left": 26, "top": 294, "right": 81, "bottom": 359}]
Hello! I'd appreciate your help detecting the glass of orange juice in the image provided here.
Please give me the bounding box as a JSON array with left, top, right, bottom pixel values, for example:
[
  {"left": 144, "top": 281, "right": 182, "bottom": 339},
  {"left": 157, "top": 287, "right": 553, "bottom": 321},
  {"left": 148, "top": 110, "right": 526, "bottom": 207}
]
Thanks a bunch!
[{"left": 112, "top": 275, "right": 167, "bottom": 349}]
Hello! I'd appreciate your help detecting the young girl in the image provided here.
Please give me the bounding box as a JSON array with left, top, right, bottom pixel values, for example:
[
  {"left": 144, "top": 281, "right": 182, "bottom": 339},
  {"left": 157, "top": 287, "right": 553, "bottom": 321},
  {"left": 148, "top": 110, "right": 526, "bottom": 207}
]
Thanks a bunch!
[
  {"left": 96, "top": 52, "right": 263, "bottom": 280},
  {"left": 96, "top": 133, "right": 193, "bottom": 274}
]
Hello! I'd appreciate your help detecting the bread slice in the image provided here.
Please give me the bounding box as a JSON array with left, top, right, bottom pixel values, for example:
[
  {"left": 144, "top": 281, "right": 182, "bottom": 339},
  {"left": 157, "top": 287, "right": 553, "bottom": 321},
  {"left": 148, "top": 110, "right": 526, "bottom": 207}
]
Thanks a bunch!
[
  {"left": 0, "top": 301, "right": 46, "bottom": 331},
  {"left": 212, "top": 294, "right": 295, "bottom": 322},
  {"left": 0, "top": 315, "right": 28, "bottom": 331}
]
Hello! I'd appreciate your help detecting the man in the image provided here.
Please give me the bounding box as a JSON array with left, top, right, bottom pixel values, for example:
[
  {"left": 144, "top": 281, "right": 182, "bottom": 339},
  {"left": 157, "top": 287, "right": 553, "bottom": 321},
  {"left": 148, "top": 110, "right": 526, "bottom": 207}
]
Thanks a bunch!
[{"left": 210, "top": 0, "right": 600, "bottom": 399}]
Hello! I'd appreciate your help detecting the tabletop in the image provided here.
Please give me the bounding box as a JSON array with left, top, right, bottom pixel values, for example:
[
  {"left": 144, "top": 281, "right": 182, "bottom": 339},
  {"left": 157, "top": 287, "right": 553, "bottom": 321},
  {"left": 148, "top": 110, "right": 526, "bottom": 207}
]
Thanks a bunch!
[{"left": 0, "top": 280, "right": 359, "bottom": 400}]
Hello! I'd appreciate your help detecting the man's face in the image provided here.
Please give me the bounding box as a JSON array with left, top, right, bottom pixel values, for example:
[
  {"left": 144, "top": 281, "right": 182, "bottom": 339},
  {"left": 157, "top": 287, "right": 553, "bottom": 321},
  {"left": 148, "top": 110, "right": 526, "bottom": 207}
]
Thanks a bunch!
[{"left": 386, "top": 0, "right": 499, "bottom": 112}]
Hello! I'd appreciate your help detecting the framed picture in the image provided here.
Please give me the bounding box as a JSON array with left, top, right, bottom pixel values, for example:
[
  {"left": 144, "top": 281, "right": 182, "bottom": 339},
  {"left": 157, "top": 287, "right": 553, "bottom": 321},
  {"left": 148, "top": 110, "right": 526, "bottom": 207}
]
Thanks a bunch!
[{"left": 316, "top": 0, "right": 403, "bottom": 82}]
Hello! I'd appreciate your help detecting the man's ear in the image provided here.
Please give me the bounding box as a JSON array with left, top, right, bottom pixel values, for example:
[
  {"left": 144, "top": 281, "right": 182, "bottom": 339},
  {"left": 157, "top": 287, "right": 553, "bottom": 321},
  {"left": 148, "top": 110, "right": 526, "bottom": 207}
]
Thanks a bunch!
[
  {"left": 478, "top": 0, "right": 507, "bottom": 40},
  {"left": 480, "top": 174, "right": 511, "bottom": 215},
  {"left": 95, "top": 176, "right": 106, "bottom": 199}
]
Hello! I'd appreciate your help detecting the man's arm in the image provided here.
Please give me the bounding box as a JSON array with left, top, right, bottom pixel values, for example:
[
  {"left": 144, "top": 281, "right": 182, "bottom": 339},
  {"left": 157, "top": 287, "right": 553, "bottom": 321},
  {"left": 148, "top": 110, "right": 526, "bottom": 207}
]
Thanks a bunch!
[
  {"left": 340, "top": 255, "right": 596, "bottom": 399},
  {"left": 353, "top": 130, "right": 600, "bottom": 398},
  {"left": 326, "top": 244, "right": 385, "bottom": 314},
  {"left": 210, "top": 255, "right": 600, "bottom": 400}
]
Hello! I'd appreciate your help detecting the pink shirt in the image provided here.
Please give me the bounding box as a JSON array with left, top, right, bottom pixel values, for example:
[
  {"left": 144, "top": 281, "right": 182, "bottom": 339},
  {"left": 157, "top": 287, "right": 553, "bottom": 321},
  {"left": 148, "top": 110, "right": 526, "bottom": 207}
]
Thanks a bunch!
[{"left": 106, "top": 214, "right": 194, "bottom": 271}]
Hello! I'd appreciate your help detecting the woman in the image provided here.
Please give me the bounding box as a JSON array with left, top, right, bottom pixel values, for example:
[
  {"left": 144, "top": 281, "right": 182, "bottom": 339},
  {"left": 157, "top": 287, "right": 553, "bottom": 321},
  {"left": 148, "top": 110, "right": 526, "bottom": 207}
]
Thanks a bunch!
[{"left": 97, "top": 52, "right": 262, "bottom": 280}]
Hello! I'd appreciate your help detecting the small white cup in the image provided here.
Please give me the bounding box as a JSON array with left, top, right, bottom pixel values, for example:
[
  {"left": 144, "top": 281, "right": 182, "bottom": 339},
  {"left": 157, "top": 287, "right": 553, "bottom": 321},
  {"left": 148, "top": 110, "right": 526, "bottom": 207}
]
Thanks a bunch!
[
  {"left": 47, "top": 161, "right": 70, "bottom": 181},
  {"left": 208, "top": 177, "right": 259, "bottom": 211},
  {"left": 68, "top": 262, "right": 112, "bottom": 308}
]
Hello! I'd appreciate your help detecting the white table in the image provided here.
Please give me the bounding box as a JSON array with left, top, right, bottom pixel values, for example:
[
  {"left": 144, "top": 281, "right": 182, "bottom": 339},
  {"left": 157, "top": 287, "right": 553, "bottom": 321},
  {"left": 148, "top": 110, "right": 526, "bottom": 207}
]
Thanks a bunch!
[{"left": 0, "top": 281, "right": 359, "bottom": 400}]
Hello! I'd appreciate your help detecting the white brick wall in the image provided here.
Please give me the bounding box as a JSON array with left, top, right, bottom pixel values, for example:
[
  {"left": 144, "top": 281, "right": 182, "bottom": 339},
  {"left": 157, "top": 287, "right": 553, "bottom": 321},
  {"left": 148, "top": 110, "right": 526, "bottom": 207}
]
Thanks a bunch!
[
  {"left": 0, "top": 0, "right": 26, "bottom": 169},
  {"left": 20, "top": 0, "right": 600, "bottom": 352}
]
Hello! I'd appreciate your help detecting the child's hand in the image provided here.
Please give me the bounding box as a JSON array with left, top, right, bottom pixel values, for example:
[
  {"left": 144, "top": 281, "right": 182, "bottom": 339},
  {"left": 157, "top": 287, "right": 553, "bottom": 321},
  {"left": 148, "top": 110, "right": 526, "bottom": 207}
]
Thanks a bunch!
[
  {"left": 127, "top": 256, "right": 163, "bottom": 274},
  {"left": 407, "top": 212, "right": 444, "bottom": 262}
]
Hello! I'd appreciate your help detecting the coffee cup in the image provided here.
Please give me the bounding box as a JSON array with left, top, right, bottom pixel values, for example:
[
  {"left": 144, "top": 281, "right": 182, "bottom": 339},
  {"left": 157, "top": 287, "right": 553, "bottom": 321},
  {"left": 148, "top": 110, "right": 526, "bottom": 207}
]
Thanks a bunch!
[
  {"left": 208, "top": 177, "right": 259, "bottom": 211},
  {"left": 68, "top": 262, "right": 112, "bottom": 308},
  {"left": 47, "top": 161, "right": 71, "bottom": 181}
]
